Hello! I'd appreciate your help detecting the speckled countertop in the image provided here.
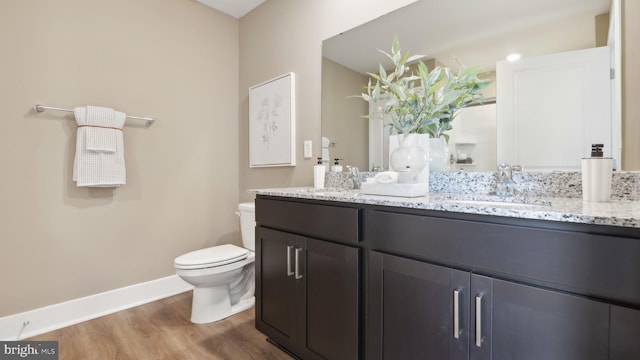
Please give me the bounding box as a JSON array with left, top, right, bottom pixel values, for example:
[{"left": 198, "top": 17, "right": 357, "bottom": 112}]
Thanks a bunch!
[{"left": 250, "top": 171, "right": 640, "bottom": 229}]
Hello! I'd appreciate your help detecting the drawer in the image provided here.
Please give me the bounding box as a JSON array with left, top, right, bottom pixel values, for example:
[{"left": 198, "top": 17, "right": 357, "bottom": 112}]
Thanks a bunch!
[
  {"left": 366, "top": 209, "right": 640, "bottom": 306},
  {"left": 256, "top": 197, "right": 360, "bottom": 244}
]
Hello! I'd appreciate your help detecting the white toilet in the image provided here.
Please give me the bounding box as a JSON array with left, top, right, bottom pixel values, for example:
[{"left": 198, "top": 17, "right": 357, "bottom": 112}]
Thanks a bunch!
[{"left": 174, "top": 202, "right": 256, "bottom": 324}]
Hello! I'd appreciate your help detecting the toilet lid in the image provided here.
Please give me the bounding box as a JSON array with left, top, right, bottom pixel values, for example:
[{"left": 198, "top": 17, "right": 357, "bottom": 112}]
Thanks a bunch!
[
  {"left": 174, "top": 244, "right": 249, "bottom": 270},
  {"left": 238, "top": 202, "right": 255, "bottom": 212}
]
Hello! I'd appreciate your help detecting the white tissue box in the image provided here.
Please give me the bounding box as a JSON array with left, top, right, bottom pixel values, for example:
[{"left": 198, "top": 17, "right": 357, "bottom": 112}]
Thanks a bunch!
[{"left": 360, "top": 182, "right": 428, "bottom": 197}]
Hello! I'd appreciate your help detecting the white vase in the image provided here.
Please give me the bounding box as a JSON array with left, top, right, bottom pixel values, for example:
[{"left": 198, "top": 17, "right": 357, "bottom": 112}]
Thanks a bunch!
[
  {"left": 389, "top": 134, "right": 429, "bottom": 184},
  {"left": 429, "top": 137, "right": 449, "bottom": 172}
]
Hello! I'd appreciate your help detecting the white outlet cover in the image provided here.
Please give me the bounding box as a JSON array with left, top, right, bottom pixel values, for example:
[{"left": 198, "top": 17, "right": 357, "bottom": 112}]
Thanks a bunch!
[{"left": 303, "top": 140, "right": 312, "bottom": 158}]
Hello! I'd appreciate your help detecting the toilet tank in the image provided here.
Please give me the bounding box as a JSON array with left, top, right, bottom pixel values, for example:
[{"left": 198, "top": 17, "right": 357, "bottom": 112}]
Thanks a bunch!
[{"left": 238, "top": 202, "right": 255, "bottom": 251}]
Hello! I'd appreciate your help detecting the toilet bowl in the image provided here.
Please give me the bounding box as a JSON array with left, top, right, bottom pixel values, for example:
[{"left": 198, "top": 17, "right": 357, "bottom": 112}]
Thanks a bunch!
[{"left": 174, "top": 202, "right": 256, "bottom": 324}]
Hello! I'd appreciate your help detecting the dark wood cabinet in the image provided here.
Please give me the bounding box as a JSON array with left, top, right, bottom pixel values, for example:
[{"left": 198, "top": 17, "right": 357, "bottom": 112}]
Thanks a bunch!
[
  {"left": 610, "top": 305, "right": 640, "bottom": 359},
  {"left": 364, "top": 207, "right": 640, "bottom": 359},
  {"left": 490, "top": 278, "right": 609, "bottom": 360},
  {"left": 256, "top": 196, "right": 640, "bottom": 359},
  {"left": 255, "top": 226, "right": 298, "bottom": 353},
  {"left": 304, "top": 238, "right": 359, "bottom": 360},
  {"left": 368, "top": 251, "right": 470, "bottom": 360},
  {"left": 369, "top": 252, "right": 613, "bottom": 360},
  {"left": 256, "top": 226, "right": 360, "bottom": 360}
]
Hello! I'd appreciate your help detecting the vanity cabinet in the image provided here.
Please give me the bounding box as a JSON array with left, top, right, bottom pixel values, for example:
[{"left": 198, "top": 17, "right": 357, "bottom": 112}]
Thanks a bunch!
[
  {"left": 255, "top": 198, "right": 360, "bottom": 360},
  {"left": 365, "top": 208, "right": 640, "bottom": 360},
  {"left": 254, "top": 195, "right": 640, "bottom": 360},
  {"left": 610, "top": 305, "right": 640, "bottom": 358},
  {"left": 368, "top": 252, "right": 611, "bottom": 360}
]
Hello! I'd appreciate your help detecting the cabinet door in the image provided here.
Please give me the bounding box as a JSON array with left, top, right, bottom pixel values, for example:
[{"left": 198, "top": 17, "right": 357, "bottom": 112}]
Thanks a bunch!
[
  {"left": 490, "top": 278, "right": 609, "bottom": 360},
  {"left": 255, "top": 227, "right": 299, "bottom": 354},
  {"left": 368, "top": 251, "right": 470, "bottom": 360},
  {"left": 610, "top": 305, "right": 640, "bottom": 359},
  {"left": 302, "top": 238, "right": 360, "bottom": 360}
]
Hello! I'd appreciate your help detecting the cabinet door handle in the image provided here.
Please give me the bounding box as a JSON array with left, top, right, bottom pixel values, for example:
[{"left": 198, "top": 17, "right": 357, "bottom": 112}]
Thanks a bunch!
[
  {"left": 475, "top": 295, "right": 482, "bottom": 347},
  {"left": 294, "top": 248, "right": 303, "bottom": 280},
  {"left": 286, "top": 245, "right": 294, "bottom": 277},
  {"left": 453, "top": 290, "right": 460, "bottom": 339}
]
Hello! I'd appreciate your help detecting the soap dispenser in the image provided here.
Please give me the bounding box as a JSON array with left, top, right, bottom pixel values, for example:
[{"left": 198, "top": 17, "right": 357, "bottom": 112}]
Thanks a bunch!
[
  {"left": 314, "top": 157, "right": 325, "bottom": 189},
  {"left": 331, "top": 158, "right": 343, "bottom": 173},
  {"left": 581, "top": 144, "right": 612, "bottom": 202}
]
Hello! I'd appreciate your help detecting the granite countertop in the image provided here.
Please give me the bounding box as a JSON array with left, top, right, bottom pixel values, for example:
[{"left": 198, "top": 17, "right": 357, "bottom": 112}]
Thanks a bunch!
[{"left": 250, "top": 187, "right": 640, "bottom": 229}]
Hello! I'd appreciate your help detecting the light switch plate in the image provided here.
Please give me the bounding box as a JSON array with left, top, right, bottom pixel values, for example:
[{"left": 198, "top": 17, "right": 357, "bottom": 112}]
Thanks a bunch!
[{"left": 303, "top": 140, "right": 312, "bottom": 158}]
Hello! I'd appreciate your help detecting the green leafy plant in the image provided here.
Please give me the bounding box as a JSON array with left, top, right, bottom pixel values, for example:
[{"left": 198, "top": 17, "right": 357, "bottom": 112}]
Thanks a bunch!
[{"left": 359, "top": 35, "right": 491, "bottom": 141}]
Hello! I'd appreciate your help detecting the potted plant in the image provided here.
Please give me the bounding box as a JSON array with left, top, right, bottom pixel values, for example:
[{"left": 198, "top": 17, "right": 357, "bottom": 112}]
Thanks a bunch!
[{"left": 360, "top": 35, "right": 491, "bottom": 172}]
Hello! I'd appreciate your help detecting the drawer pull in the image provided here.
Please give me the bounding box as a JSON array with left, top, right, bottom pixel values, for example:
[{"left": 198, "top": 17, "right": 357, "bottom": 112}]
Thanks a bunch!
[
  {"left": 286, "top": 246, "right": 294, "bottom": 276},
  {"left": 294, "top": 248, "right": 303, "bottom": 280},
  {"left": 453, "top": 290, "right": 460, "bottom": 339},
  {"left": 475, "top": 295, "right": 482, "bottom": 347}
]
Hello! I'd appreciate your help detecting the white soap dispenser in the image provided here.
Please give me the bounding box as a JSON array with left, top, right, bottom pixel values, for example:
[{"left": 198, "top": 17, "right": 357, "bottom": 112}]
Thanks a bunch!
[
  {"left": 331, "top": 158, "right": 343, "bottom": 173},
  {"left": 314, "top": 157, "right": 325, "bottom": 189},
  {"left": 581, "top": 144, "right": 613, "bottom": 202}
]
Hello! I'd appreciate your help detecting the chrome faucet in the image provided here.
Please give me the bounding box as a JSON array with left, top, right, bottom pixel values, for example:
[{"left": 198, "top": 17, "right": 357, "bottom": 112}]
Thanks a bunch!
[
  {"left": 496, "top": 163, "right": 516, "bottom": 196},
  {"left": 346, "top": 165, "right": 361, "bottom": 189}
]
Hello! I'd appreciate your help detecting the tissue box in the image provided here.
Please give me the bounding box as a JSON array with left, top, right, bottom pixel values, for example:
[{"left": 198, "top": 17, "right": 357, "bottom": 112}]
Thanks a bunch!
[{"left": 360, "top": 182, "right": 428, "bottom": 197}]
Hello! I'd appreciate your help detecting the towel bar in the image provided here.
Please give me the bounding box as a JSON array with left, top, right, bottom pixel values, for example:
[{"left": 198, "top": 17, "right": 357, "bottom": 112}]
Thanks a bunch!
[{"left": 33, "top": 104, "right": 155, "bottom": 126}]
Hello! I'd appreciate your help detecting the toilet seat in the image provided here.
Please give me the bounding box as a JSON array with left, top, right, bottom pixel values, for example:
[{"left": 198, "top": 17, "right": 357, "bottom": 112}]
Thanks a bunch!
[{"left": 175, "top": 244, "right": 249, "bottom": 270}]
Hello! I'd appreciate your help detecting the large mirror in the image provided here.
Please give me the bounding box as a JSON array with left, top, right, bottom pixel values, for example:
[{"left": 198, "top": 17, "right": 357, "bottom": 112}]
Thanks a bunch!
[{"left": 321, "top": 0, "right": 616, "bottom": 172}]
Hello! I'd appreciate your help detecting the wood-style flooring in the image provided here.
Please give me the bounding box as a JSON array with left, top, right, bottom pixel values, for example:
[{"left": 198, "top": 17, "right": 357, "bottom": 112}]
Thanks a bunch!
[{"left": 27, "top": 291, "right": 292, "bottom": 360}]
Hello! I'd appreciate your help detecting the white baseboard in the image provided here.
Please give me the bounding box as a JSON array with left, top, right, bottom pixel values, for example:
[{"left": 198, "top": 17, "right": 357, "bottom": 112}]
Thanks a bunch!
[{"left": 0, "top": 275, "right": 193, "bottom": 340}]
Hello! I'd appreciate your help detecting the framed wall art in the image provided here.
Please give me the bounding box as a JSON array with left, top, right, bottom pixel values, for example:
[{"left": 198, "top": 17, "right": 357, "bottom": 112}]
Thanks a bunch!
[{"left": 249, "top": 72, "right": 296, "bottom": 167}]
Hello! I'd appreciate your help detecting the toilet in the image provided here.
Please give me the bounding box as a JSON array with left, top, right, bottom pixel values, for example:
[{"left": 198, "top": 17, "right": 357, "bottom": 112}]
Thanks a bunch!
[{"left": 174, "top": 202, "right": 256, "bottom": 324}]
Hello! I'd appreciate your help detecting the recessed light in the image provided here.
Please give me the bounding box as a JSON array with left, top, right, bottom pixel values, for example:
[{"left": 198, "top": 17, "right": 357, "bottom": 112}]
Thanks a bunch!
[{"left": 506, "top": 53, "right": 521, "bottom": 62}]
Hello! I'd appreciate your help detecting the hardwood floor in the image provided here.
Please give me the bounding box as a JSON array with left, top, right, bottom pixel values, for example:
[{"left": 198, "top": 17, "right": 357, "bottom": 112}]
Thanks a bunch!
[{"left": 27, "top": 292, "right": 292, "bottom": 360}]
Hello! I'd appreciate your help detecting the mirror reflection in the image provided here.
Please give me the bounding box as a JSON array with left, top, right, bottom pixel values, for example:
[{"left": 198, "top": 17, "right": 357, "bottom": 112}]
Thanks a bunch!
[{"left": 321, "top": 0, "right": 614, "bottom": 172}]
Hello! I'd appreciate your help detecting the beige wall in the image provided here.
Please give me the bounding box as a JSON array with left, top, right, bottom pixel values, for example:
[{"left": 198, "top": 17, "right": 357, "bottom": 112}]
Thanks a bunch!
[
  {"left": 321, "top": 58, "right": 368, "bottom": 170},
  {"left": 238, "top": 0, "right": 416, "bottom": 199},
  {"left": 0, "top": 0, "right": 239, "bottom": 316},
  {"left": 595, "top": 5, "right": 640, "bottom": 170},
  {"left": 595, "top": 13, "right": 610, "bottom": 47},
  {"left": 622, "top": 0, "right": 640, "bottom": 170}
]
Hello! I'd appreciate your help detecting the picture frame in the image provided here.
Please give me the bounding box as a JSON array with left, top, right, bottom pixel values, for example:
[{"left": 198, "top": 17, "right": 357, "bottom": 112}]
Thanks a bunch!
[{"left": 249, "top": 72, "right": 296, "bottom": 167}]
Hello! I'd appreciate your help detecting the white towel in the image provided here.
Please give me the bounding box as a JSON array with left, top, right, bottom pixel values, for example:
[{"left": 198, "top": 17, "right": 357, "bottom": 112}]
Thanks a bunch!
[
  {"left": 73, "top": 106, "right": 126, "bottom": 187},
  {"left": 85, "top": 106, "right": 118, "bottom": 152},
  {"left": 374, "top": 171, "right": 398, "bottom": 184}
]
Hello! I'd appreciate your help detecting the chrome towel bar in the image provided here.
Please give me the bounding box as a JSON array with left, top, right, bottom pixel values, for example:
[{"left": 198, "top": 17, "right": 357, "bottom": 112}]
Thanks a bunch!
[{"left": 33, "top": 104, "right": 155, "bottom": 126}]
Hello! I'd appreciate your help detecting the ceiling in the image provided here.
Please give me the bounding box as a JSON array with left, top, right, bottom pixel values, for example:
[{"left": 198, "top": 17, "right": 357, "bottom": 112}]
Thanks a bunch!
[
  {"left": 195, "top": 0, "right": 265, "bottom": 18},
  {"left": 323, "top": 0, "right": 612, "bottom": 73}
]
